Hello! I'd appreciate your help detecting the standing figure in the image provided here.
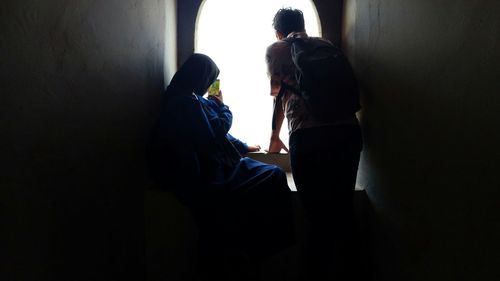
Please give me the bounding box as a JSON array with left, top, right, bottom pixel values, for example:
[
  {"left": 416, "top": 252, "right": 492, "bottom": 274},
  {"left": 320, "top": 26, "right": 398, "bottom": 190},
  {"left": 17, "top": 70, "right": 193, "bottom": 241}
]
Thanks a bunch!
[{"left": 265, "top": 8, "right": 363, "bottom": 281}]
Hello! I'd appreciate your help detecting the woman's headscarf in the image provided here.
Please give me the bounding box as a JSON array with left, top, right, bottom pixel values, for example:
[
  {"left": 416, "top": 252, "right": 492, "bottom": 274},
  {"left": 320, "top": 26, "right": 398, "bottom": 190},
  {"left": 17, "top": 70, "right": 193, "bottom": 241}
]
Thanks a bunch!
[{"left": 166, "top": 53, "right": 220, "bottom": 96}]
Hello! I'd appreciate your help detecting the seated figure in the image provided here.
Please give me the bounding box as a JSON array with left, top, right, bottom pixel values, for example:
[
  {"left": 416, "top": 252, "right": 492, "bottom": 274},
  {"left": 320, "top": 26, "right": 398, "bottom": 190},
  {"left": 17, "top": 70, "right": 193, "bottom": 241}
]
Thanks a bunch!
[{"left": 147, "top": 53, "right": 295, "bottom": 279}]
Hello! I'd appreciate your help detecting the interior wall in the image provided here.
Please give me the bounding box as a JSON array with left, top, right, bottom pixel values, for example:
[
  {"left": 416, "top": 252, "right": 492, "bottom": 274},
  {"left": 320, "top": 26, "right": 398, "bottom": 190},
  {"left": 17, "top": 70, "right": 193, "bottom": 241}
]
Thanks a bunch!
[
  {"left": 164, "top": 0, "right": 178, "bottom": 83},
  {"left": 313, "top": 0, "right": 343, "bottom": 45},
  {"left": 342, "top": 1, "right": 500, "bottom": 280},
  {"left": 1, "top": 1, "right": 169, "bottom": 280},
  {"left": 177, "top": 0, "right": 200, "bottom": 67},
  {"left": 145, "top": 2, "right": 200, "bottom": 281}
]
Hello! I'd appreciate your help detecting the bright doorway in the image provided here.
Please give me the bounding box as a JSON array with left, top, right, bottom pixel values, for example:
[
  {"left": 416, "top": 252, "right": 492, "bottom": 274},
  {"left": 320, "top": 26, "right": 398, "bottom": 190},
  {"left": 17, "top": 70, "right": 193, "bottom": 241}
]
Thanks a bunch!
[{"left": 195, "top": 0, "right": 321, "bottom": 150}]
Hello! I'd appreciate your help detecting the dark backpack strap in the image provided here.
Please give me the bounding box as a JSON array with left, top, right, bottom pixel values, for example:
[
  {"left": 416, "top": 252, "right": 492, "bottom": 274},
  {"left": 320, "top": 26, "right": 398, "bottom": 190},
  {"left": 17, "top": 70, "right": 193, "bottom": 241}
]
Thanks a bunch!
[{"left": 280, "top": 81, "right": 300, "bottom": 95}]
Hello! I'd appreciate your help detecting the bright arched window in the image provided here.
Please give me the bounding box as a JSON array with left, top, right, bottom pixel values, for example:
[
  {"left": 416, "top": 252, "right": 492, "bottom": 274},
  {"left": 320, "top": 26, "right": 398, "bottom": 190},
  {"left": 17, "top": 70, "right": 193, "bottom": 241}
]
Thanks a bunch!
[{"left": 196, "top": 0, "right": 321, "bottom": 149}]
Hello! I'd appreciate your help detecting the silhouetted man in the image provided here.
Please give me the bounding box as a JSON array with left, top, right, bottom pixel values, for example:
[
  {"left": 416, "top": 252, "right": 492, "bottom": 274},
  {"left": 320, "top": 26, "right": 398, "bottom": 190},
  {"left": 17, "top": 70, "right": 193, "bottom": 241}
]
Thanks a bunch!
[{"left": 266, "top": 7, "right": 363, "bottom": 280}]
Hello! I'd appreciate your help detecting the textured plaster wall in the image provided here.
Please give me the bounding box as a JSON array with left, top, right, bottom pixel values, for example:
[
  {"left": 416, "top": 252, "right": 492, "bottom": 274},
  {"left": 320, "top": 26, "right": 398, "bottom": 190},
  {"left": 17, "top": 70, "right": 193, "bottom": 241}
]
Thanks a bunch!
[
  {"left": 145, "top": 2, "right": 198, "bottom": 281},
  {"left": 342, "top": 1, "right": 500, "bottom": 280},
  {"left": 1, "top": 1, "right": 169, "bottom": 280}
]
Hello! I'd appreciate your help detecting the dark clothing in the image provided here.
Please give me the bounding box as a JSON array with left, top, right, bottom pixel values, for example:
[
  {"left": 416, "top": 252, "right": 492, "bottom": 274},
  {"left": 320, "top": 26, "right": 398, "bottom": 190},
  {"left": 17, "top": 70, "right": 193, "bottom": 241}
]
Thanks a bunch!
[
  {"left": 147, "top": 54, "right": 294, "bottom": 262},
  {"left": 267, "top": 30, "right": 363, "bottom": 280},
  {"left": 167, "top": 53, "right": 221, "bottom": 97},
  {"left": 227, "top": 133, "right": 249, "bottom": 155},
  {"left": 289, "top": 123, "right": 362, "bottom": 280},
  {"left": 200, "top": 95, "right": 250, "bottom": 155}
]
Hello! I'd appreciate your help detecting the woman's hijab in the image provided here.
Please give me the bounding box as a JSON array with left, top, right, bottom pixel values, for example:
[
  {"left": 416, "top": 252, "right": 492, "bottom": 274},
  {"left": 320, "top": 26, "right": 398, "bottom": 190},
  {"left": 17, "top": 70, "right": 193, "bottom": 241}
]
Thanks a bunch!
[
  {"left": 149, "top": 54, "right": 220, "bottom": 193},
  {"left": 166, "top": 53, "right": 220, "bottom": 96}
]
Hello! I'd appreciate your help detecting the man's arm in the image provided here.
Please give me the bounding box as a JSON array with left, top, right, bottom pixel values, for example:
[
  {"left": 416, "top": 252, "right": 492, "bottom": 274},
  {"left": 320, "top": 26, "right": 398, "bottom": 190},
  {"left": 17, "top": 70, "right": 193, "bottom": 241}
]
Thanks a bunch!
[
  {"left": 267, "top": 96, "right": 288, "bottom": 153},
  {"left": 266, "top": 42, "right": 290, "bottom": 153}
]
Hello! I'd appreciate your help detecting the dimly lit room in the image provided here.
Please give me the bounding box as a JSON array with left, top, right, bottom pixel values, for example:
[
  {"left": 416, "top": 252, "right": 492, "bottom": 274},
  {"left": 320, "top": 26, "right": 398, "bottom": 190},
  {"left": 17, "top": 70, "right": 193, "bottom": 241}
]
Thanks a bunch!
[{"left": 2, "top": 1, "right": 500, "bottom": 281}]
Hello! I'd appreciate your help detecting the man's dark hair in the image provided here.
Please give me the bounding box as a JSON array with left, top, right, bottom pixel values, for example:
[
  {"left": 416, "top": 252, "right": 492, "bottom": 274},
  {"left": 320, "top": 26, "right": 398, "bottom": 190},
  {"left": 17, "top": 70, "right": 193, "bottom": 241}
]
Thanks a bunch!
[{"left": 272, "top": 8, "right": 305, "bottom": 37}]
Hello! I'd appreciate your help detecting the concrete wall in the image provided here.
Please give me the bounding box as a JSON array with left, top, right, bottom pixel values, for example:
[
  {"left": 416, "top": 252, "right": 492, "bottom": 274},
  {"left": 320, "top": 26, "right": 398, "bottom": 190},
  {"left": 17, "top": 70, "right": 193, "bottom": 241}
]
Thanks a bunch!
[
  {"left": 1, "top": 1, "right": 170, "bottom": 280},
  {"left": 144, "top": 2, "right": 199, "bottom": 280},
  {"left": 342, "top": 1, "right": 500, "bottom": 280}
]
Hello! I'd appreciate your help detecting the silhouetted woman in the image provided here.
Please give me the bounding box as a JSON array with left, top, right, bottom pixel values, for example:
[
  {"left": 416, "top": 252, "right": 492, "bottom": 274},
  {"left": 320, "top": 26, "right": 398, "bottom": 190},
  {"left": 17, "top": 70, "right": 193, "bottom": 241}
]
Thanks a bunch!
[{"left": 147, "top": 53, "right": 294, "bottom": 280}]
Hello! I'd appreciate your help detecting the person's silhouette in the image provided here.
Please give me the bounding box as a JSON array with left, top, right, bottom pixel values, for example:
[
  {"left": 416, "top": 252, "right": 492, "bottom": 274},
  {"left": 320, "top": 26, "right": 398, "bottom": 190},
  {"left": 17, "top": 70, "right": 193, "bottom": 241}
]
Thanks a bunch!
[
  {"left": 265, "top": 8, "right": 363, "bottom": 280},
  {"left": 147, "top": 53, "right": 295, "bottom": 280}
]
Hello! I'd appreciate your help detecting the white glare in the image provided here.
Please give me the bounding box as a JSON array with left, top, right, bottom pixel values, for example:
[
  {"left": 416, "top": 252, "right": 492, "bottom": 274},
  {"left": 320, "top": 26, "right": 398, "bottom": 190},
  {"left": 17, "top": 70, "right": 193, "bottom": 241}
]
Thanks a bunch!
[{"left": 196, "top": 0, "right": 321, "bottom": 149}]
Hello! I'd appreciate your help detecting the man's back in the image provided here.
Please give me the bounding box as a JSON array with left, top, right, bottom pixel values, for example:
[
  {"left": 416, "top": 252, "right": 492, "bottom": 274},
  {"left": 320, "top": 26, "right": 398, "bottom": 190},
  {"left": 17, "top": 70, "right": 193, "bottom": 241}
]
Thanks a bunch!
[
  {"left": 266, "top": 8, "right": 363, "bottom": 280},
  {"left": 285, "top": 35, "right": 361, "bottom": 122}
]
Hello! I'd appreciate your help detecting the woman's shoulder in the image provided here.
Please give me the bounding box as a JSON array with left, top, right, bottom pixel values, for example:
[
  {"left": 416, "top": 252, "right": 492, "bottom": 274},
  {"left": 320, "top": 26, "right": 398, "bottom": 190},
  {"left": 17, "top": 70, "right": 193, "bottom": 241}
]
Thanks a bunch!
[
  {"left": 160, "top": 94, "right": 199, "bottom": 115},
  {"left": 165, "top": 93, "right": 199, "bottom": 106}
]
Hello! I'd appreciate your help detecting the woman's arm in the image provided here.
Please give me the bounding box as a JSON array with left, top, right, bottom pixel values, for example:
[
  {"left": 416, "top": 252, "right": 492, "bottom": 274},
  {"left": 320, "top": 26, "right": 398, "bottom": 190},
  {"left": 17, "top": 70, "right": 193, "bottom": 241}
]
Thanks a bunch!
[
  {"left": 227, "top": 133, "right": 249, "bottom": 154},
  {"left": 204, "top": 92, "right": 233, "bottom": 136}
]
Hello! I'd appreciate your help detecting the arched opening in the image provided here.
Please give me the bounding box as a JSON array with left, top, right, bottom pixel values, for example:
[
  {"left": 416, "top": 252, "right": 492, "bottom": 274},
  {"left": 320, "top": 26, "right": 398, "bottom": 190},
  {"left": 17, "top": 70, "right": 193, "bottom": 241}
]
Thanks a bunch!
[{"left": 195, "top": 0, "right": 321, "bottom": 149}]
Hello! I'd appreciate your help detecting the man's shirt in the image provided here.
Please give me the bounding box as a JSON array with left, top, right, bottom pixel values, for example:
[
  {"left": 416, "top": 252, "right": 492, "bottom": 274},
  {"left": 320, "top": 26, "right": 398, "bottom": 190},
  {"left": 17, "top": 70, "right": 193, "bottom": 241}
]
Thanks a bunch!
[{"left": 266, "top": 32, "right": 332, "bottom": 134}]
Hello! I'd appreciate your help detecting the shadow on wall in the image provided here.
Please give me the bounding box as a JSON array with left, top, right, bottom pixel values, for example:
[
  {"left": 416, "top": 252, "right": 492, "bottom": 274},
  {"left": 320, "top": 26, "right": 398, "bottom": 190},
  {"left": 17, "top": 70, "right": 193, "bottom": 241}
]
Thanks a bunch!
[
  {"left": 145, "top": 190, "right": 198, "bottom": 281},
  {"left": 357, "top": 189, "right": 403, "bottom": 281}
]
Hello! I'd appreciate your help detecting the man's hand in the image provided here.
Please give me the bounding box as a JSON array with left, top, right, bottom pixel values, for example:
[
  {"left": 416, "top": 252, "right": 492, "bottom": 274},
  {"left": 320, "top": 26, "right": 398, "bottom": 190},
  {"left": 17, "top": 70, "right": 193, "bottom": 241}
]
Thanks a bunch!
[{"left": 266, "top": 137, "right": 289, "bottom": 153}]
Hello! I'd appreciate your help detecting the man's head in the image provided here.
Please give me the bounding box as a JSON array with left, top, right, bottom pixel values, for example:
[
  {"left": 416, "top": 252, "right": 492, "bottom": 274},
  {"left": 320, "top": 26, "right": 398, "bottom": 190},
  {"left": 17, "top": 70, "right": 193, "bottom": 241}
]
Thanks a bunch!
[{"left": 272, "top": 8, "right": 305, "bottom": 39}]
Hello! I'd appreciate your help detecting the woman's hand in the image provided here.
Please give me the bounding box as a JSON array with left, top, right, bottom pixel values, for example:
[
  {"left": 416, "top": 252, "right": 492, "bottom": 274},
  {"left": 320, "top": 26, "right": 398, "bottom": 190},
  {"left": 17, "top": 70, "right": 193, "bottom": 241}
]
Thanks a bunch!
[
  {"left": 208, "top": 90, "right": 224, "bottom": 105},
  {"left": 247, "top": 144, "right": 262, "bottom": 152}
]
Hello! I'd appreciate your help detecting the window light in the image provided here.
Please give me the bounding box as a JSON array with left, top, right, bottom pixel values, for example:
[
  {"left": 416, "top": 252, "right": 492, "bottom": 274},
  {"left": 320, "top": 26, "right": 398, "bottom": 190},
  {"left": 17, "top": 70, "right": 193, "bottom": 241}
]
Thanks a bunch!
[{"left": 196, "top": 0, "right": 321, "bottom": 149}]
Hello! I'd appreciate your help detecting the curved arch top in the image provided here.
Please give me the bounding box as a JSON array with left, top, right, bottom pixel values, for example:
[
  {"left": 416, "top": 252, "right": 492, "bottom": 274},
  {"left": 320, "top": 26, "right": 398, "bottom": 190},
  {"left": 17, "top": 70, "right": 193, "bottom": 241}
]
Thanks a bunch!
[
  {"left": 195, "top": 0, "right": 322, "bottom": 51},
  {"left": 193, "top": 0, "right": 325, "bottom": 146},
  {"left": 177, "top": 0, "right": 344, "bottom": 67}
]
